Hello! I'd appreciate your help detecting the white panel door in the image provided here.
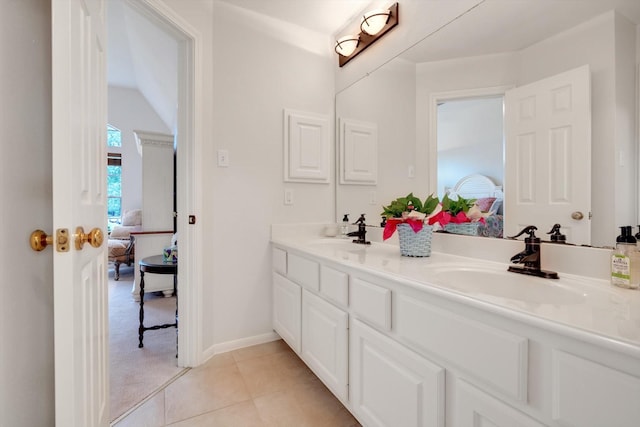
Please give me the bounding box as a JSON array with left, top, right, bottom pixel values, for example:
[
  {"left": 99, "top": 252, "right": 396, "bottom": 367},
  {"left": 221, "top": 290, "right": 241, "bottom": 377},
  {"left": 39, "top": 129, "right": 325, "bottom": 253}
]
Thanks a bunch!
[
  {"left": 301, "top": 290, "right": 348, "bottom": 402},
  {"left": 350, "top": 319, "right": 445, "bottom": 427},
  {"left": 505, "top": 65, "right": 591, "bottom": 244},
  {"left": 52, "top": 0, "right": 109, "bottom": 425}
]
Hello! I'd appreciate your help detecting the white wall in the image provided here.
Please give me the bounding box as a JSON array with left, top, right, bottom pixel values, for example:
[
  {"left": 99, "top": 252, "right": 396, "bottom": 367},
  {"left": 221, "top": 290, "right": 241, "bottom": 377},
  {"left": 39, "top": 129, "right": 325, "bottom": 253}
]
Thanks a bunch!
[
  {"left": 207, "top": 2, "right": 335, "bottom": 351},
  {"left": 156, "top": 1, "right": 336, "bottom": 353},
  {"left": 107, "top": 86, "right": 171, "bottom": 215},
  {"left": 0, "top": 0, "right": 55, "bottom": 425},
  {"left": 437, "top": 97, "right": 504, "bottom": 197}
]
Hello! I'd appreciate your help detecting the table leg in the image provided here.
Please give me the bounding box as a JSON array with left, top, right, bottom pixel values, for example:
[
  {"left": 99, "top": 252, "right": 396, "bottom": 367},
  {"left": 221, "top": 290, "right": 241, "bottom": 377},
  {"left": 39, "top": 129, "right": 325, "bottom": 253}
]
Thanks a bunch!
[
  {"left": 138, "top": 270, "right": 145, "bottom": 348},
  {"left": 174, "top": 272, "right": 178, "bottom": 358}
]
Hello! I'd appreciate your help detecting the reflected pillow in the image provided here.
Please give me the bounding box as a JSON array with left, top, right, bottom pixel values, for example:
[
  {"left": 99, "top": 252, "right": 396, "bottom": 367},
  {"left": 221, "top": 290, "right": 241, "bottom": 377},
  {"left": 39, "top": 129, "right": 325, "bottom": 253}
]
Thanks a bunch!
[
  {"left": 122, "top": 209, "right": 142, "bottom": 226},
  {"left": 475, "top": 197, "right": 496, "bottom": 212}
]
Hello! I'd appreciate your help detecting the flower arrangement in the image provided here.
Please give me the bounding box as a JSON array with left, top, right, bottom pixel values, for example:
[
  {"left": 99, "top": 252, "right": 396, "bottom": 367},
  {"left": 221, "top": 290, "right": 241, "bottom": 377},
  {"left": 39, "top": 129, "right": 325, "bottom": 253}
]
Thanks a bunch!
[
  {"left": 431, "top": 194, "right": 489, "bottom": 227},
  {"left": 381, "top": 193, "right": 491, "bottom": 240},
  {"left": 380, "top": 193, "right": 439, "bottom": 240}
]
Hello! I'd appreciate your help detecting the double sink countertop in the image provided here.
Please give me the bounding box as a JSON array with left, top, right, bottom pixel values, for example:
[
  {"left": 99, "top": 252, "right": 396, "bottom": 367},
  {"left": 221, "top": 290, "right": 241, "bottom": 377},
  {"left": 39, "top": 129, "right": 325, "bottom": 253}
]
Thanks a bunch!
[{"left": 272, "top": 225, "right": 640, "bottom": 358}]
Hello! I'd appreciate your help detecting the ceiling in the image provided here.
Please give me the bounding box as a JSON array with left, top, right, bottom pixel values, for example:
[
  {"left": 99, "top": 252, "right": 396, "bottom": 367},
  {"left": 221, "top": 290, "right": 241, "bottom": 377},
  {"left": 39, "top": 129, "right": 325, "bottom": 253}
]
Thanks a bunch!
[
  {"left": 215, "top": 0, "right": 372, "bottom": 35},
  {"left": 107, "top": 0, "right": 640, "bottom": 130}
]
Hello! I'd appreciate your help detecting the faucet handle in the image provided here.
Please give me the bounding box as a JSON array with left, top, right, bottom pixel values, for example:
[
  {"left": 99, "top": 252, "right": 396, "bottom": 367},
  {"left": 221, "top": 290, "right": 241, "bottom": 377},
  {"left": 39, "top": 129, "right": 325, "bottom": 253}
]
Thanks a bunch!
[
  {"left": 508, "top": 225, "right": 537, "bottom": 240},
  {"left": 547, "top": 224, "right": 566, "bottom": 243},
  {"left": 353, "top": 214, "right": 367, "bottom": 225}
]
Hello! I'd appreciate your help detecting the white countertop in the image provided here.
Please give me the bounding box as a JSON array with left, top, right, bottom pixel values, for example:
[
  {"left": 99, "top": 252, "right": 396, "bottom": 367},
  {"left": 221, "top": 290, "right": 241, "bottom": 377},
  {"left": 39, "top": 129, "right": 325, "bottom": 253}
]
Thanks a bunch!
[{"left": 272, "top": 231, "right": 640, "bottom": 358}]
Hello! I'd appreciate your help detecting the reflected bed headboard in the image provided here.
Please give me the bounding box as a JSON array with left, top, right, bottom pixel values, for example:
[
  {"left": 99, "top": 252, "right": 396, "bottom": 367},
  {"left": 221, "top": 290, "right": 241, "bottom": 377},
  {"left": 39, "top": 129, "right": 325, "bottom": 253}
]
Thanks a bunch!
[
  {"left": 447, "top": 174, "right": 503, "bottom": 200},
  {"left": 446, "top": 174, "right": 504, "bottom": 237}
]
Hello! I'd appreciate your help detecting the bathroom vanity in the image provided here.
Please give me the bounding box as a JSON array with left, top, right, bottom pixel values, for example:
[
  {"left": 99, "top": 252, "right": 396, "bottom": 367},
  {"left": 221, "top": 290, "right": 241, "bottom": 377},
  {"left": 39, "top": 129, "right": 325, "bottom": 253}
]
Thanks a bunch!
[{"left": 271, "top": 225, "right": 640, "bottom": 427}]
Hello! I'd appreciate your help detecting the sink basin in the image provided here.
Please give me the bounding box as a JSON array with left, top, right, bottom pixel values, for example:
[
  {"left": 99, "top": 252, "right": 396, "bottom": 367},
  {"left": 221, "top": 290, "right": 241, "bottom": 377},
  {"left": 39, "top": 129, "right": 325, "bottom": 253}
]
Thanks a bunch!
[{"left": 427, "top": 266, "right": 587, "bottom": 305}]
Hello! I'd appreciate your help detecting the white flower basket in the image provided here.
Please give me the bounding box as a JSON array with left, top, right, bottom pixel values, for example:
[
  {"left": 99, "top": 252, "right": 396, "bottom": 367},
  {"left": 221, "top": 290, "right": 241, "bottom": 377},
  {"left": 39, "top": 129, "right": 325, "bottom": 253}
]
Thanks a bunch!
[
  {"left": 397, "top": 223, "right": 433, "bottom": 257},
  {"left": 444, "top": 222, "right": 481, "bottom": 236}
]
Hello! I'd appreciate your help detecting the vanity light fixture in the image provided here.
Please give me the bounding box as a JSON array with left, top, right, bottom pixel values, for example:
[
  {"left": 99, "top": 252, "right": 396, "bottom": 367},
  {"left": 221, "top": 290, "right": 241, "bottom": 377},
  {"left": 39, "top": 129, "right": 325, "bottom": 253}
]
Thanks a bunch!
[{"left": 335, "top": 2, "right": 399, "bottom": 67}]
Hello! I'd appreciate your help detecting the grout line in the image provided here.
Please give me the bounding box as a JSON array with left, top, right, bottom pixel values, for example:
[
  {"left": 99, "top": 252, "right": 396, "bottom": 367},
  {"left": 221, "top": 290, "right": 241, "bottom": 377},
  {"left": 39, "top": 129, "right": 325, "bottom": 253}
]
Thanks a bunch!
[{"left": 110, "top": 367, "right": 191, "bottom": 426}]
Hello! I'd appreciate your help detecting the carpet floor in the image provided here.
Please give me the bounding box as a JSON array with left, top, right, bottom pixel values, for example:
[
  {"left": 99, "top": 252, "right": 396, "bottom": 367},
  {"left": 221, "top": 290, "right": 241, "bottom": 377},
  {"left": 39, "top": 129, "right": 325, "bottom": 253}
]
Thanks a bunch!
[{"left": 109, "top": 266, "right": 185, "bottom": 421}]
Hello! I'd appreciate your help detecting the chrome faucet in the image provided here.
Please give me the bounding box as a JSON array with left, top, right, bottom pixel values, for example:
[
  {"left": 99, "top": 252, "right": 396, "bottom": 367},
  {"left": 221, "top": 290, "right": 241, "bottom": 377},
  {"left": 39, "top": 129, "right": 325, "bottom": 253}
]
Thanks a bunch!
[
  {"left": 347, "top": 214, "right": 371, "bottom": 245},
  {"left": 508, "top": 226, "right": 558, "bottom": 279}
]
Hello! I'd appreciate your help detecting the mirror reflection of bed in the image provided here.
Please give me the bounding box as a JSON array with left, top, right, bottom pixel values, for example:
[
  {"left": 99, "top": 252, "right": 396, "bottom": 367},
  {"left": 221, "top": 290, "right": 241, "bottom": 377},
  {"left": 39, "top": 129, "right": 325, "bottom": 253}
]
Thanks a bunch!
[{"left": 444, "top": 174, "right": 504, "bottom": 238}]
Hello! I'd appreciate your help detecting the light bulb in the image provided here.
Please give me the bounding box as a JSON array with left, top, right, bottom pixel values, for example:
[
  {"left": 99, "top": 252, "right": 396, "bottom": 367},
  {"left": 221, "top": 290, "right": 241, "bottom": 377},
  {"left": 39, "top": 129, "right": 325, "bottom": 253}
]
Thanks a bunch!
[
  {"left": 360, "top": 9, "right": 391, "bottom": 36},
  {"left": 335, "top": 35, "right": 360, "bottom": 57}
]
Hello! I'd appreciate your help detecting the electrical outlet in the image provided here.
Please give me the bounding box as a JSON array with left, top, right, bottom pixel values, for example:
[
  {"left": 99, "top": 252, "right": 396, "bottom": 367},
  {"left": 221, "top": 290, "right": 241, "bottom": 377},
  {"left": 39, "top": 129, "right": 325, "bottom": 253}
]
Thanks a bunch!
[
  {"left": 284, "top": 189, "right": 294, "bottom": 205},
  {"left": 217, "top": 149, "right": 229, "bottom": 167},
  {"left": 408, "top": 165, "right": 415, "bottom": 178},
  {"left": 369, "top": 191, "right": 377, "bottom": 205}
]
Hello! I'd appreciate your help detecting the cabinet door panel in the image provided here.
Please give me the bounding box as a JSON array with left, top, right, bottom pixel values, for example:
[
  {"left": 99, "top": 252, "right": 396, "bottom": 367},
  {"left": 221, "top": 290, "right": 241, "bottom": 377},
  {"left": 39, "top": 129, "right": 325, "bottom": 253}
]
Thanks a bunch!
[
  {"left": 455, "top": 380, "right": 544, "bottom": 427},
  {"left": 551, "top": 350, "right": 640, "bottom": 427},
  {"left": 350, "top": 319, "right": 444, "bottom": 427},
  {"left": 301, "top": 290, "right": 348, "bottom": 401},
  {"left": 273, "top": 273, "right": 301, "bottom": 353}
]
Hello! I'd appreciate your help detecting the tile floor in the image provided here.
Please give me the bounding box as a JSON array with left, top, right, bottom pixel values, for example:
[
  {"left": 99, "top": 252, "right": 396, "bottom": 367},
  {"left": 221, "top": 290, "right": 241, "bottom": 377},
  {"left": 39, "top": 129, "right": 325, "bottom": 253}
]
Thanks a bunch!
[{"left": 113, "top": 339, "right": 361, "bottom": 427}]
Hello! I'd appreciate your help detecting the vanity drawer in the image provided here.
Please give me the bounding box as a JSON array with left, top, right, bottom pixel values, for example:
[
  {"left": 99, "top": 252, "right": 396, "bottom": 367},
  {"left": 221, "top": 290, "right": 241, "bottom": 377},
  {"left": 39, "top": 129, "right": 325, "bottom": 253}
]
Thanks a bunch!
[
  {"left": 396, "top": 293, "right": 528, "bottom": 401},
  {"left": 551, "top": 350, "right": 640, "bottom": 427},
  {"left": 350, "top": 277, "right": 391, "bottom": 331},
  {"left": 320, "top": 265, "right": 349, "bottom": 307},
  {"left": 287, "top": 253, "right": 319, "bottom": 292},
  {"left": 272, "top": 247, "right": 287, "bottom": 276}
]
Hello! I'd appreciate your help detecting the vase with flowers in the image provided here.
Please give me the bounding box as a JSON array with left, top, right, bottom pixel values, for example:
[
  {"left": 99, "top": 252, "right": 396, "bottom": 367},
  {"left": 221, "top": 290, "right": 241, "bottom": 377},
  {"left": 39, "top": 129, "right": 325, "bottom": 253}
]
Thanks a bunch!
[{"left": 381, "top": 193, "right": 440, "bottom": 257}]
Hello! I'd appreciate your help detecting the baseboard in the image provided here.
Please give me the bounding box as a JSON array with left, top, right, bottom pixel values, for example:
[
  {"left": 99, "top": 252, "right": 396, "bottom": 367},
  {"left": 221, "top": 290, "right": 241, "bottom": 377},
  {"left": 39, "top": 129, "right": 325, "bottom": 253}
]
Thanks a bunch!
[{"left": 202, "top": 331, "right": 281, "bottom": 361}]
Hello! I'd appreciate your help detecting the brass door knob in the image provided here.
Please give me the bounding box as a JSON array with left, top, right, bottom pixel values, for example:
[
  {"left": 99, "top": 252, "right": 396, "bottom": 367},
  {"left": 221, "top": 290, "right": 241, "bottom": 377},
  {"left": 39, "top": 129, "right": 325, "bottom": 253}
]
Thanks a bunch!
[
  {"left": 30, "top": 230, "right": 54, "bottom": 251},
  {"left": 30, "top": 229, "right": 69, "bottom": 252},
  {"left": 75, "top": 227, "right": 104, "bottom": 250},
  {"left": 571, "top": 211, "right": 584, "bottom": 220}
]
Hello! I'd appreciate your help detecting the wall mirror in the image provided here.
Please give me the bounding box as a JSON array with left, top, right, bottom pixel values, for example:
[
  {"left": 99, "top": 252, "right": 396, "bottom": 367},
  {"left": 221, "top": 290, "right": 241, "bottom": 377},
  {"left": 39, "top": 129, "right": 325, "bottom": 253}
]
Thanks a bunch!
[{"left": 336, "top": 0, "right": 640, "bottom": 247}]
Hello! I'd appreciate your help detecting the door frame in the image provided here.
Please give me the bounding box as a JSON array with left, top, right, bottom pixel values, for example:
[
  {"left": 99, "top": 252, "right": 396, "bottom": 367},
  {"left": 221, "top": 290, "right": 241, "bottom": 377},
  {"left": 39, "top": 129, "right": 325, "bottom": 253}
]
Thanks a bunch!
[
  {"left": 427, "top": 85, "right": 513, "bottom": 196},
  {"left": 125, "top": 0, "right": 204, "bottom": 367}
]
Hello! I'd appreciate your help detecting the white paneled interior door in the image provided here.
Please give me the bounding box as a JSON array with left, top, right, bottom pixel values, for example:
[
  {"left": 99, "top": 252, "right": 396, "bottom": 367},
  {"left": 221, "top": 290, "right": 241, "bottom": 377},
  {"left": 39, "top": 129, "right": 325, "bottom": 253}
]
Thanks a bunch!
[
  {"left": 52, "top": 0, "right": 109, "bottom": 425},
  {"left": 505, "top": 65, "right": 591, "bottom": 244}
]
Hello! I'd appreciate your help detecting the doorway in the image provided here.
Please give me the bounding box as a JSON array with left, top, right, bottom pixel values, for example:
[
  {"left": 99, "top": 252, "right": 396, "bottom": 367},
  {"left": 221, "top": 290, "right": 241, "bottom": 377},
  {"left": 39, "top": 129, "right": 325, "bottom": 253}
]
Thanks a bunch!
[{"left": 106, "top": 0, "right": 199, "bottom": 420}]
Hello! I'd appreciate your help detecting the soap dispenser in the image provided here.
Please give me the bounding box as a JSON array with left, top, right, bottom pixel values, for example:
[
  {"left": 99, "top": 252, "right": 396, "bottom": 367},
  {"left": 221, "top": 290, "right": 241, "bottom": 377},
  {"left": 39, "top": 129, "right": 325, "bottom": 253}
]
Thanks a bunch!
[
  {"left": 611, "top": 226, "right": 640, "bottom": 289},
  {"left": 341, "top": 214, "right": 350, "bottom": 238}
]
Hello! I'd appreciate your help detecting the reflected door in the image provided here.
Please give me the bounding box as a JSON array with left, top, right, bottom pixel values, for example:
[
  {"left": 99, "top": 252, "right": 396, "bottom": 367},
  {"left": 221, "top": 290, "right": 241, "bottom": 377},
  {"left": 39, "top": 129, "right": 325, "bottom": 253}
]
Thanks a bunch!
[{"left": 505, "top": 65, "right": 591, "bottom": 244}]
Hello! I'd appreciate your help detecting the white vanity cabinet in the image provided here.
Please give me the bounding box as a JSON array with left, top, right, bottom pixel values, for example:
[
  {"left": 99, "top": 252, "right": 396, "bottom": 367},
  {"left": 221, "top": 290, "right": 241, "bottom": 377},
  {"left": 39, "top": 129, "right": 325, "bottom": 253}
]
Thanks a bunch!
[
  {"left": 271, "top": 244, "right": 640, "bottom": 427},
  {"left": 272, "top": 251, "right": 350, "bottom": 402}
]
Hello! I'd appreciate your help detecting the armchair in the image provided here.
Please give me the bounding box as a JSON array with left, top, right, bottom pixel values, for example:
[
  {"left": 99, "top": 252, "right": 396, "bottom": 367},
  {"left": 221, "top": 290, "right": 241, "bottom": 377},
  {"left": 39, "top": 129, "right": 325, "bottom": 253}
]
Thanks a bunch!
[
  {"left": 108, "top": 209, "right": 142, "bottom": 280},
  {"left": 108, "top": 234, "right": 136, "bottom": 280}
]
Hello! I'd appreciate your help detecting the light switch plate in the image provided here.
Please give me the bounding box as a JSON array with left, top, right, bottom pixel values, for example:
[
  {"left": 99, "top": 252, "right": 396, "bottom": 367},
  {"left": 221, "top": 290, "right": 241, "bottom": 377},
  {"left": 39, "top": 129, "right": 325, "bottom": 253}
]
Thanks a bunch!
[
  {"left": 217, "top": 149, "right": 229, "bottom": 167},
  {"left": 284, "top": 189, "right": 294, "bottom": 205}
]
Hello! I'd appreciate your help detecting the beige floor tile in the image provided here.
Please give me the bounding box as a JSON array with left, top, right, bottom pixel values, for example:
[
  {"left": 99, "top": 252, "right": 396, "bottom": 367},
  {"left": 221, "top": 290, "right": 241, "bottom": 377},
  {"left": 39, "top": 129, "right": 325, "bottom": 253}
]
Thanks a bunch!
[
  {"left": 231, "top": 339, "right": 290, "bottom": 362},
  {"left": 235, "top": 352, "right": 293, "bottom": 398},
  {"left": 167, "top": 400, "right": 266, "bottom": 427},
  {"left": 253, "top": 390, "right": 312, "bottom": 427},
  {"left": 113, "top": 391, "right": 165, "bottom": 427},
  {"left": 164, "top": 363, "right": 252, "bottom": 425},
  {"left": 292, "top": 379, "right": 362, "bottom": 427},
  {"left": 113, "top": 340, "right": 359, "bottom": 427},
  {"left": 201, "top": 351, "right": 235, "bottom": 369},
  {"left": 270, "top": 350, "right": 317, "bottom": 385}
]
